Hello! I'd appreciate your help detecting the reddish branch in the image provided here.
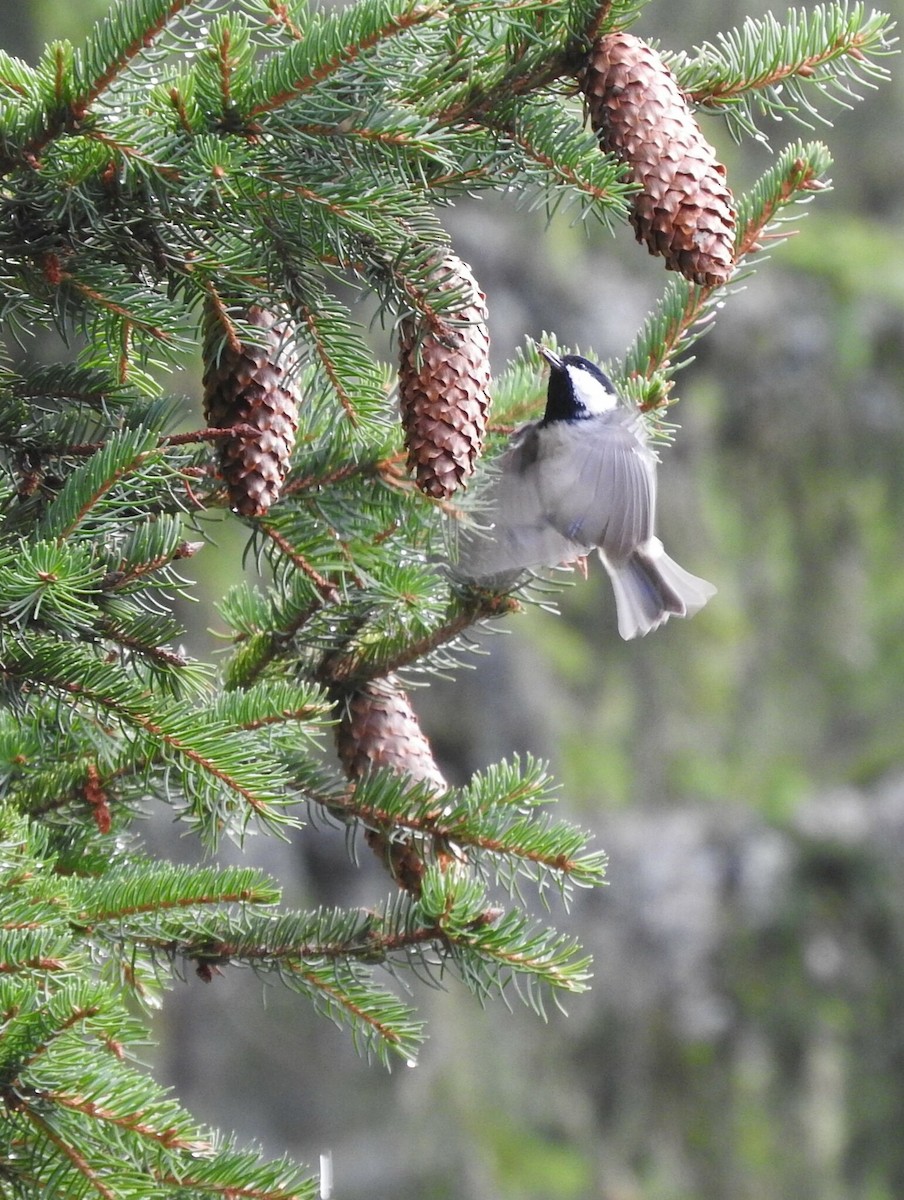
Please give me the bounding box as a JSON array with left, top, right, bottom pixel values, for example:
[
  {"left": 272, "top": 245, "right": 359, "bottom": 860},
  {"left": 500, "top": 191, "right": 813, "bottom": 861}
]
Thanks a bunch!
[
  {"left": 297, "top": 302, "right": 361, "bottom": 426},
  {"left": 256, "top": 523, "right": 342, "bottom": 603},
  {"left": 249, "top": 4, "right": 444, "bottom": 116},
  {"left": 41, "top": 676, "right": 272, "bottom": 817},
  {"left": 214, "top": 26, "right": 236, "bottom": 115},
  {"left": 264, "top": 0, "right": 305, "bottom": 42},
  {"left": 58, "top": 277, "right": 171, "bottom": 343},
  {"left": 585, "top": 2, "right": 615, "bottom": 45},
  {"left": 46, "top": 1091, "right": 203, "bottom": 1151},
  {"left": 9, "top": 0, "right": 194, "bottom": 171},
  {"left": 323, "top": 783, "right": 583, "bottom": 878},
  {"left": 79, "top": 885, "right": 271, "bottom": 925},
  {"left": 174, "top": 913, "right": 504, "bottom": 970},
  {"left": 203, "top": 286, "right": 243, "bottom": 356},
  {"left": 686, "top": 32, "right": 877, "bottom": 107},
  {"left": 75, "top": 1, "right": 194, "bottom": 118},
  {"left": 84, "top": 762, "right": 111, "bottom": 834},
  {"left": 54, "top": 447, "right": 158, "bottom": 540},
  {"left": 24, "top": 1111, "right": 119, "bottom": 1200},
  {"left": 500, "top": 123, "right": 622, "bottom": 205}
]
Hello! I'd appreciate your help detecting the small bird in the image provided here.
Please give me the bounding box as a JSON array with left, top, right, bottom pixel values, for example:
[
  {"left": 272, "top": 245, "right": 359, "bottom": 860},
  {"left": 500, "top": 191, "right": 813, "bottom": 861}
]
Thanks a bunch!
[{"left": 453, "top": 344, "right": 716, "bottom": 639}]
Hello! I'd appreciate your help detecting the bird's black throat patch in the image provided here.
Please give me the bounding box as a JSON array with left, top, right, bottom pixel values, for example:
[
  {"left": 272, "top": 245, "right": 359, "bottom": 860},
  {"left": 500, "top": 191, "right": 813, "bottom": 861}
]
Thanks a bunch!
[{"left": 542, "top": 367, "right": 590, "bottom": 424}]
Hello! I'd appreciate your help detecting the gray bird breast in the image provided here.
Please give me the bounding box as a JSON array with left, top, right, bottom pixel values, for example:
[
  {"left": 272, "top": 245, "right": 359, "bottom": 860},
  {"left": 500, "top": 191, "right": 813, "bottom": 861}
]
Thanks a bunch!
[{"left": 453, "top": 407, "right": 656, "bottom": 582}]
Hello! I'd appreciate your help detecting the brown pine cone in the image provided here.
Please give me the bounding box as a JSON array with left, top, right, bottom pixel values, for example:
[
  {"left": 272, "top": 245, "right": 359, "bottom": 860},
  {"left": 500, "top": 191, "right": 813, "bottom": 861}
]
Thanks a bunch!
[
  {"left": 202, "top": 303, "right": 300, "bottom": 517},
  {"left": 398, "top": 252, "right": 491, "bottom": 500},
  {"left": 336, "top": 675, "right": 446, "bottom": 793},
  {"left": 580, "top": 33, "right": 736, "bottom": 287},
  {"left": 336, "top": 675, "right": 447, "bottom": 895}
]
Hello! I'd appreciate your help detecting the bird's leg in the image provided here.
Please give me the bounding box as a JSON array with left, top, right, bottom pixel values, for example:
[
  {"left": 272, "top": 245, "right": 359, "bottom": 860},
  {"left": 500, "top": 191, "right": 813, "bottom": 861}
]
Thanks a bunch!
[{"left": 560, "top": 553, "right": 590, "bottom": 579}]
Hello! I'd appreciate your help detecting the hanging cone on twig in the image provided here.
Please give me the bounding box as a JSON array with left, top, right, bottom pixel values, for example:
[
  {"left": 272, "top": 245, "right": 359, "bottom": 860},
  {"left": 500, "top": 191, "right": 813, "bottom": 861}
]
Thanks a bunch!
[
  {"left": 398, "top": 251, "right": 491, "bottom": 500},
  {"left": 580, "top": 33, "right": 736, "bottom": 287},
  {"left": 336, "top": 675, "right": 447, "bottom": 792},
  {"left": 336, "top": 675, "right": 448, "bottom": 894},
  {"left": 202, "top": 302, "right": 300, "bottom": 516}
]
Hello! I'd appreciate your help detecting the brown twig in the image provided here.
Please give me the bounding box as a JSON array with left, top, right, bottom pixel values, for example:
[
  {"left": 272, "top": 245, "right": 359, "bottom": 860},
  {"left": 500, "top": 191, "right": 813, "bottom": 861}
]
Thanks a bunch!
[
  {"left": 315, "top": 593, "right": 520, "bottom": 687},
  {"left": 256, "top": 522, "right": 342, "bottom": 604},
  {"left": 249, "top": 4, "right": 444, "bottom": 116},
  {"left": 686, "top": 32, "right": 882, "bottom": 108}
]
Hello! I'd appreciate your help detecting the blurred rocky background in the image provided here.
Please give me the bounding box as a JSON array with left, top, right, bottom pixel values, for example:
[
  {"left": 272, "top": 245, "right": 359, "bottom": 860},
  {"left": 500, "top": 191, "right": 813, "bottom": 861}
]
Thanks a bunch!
[{"left": 7, "top": 1, "right": 904, "bottom": 1197}]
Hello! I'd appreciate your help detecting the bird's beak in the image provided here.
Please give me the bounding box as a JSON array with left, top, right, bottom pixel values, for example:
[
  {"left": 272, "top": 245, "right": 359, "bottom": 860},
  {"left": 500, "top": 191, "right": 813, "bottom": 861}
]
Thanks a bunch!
[{"left": 534, "top": 342, "right": 562, "bottom": 370}]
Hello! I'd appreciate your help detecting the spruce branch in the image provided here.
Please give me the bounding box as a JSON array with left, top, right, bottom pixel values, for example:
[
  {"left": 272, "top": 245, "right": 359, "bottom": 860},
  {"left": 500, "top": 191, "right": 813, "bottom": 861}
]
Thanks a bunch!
[
  {"left": 16, "top": 1111, "right": 118, "bottom": 1200},
  {"left": 56, "top": 272, "right": 174, "bottom": 345},
  {"left": 3, "top": 361, "right": 144, "bottom": 414},
  {"left": 74, "top": 0, "right": 196, "bottom": 118},
  {"left": 100, "top": 514, "right": 202, "bottom": 593},
  {"left": 670, "top": 4, "right": 895, "bottom": 140},
  {"left": 294, "top": 298, "right": 365, "bottom": 430},
  {"left": 3, "top": 639, "right": 299, "bottom": 844},
  {"left": 150, "top": 875, "right": 591, "bottom": 1047},
  {"left": 162, "top": 909, "right": 427, "bottom": 1064},
  {"left": 0, "top": 810, "right": 321, "bottom": 1196},
  {"left": 93, "top": 614, "right": 189, "bottom": 671},
  {"left": 257, "top": 521, "right": 344, "bottom": 603},
  {"left": 218, "top": 593, "right": 326, "bottom": 691},
  {"left": 312, "top": 590, "right": 521, "bottom": 686},
  {"left": 37, "top": 427, "right": 183, "bottom": 542},
  {"left": 582, "top": 2, "right": 614, "bottom": 43},
  {"left": 416, "top": 866, "right": 593, "bottom": 1009},
  {"left": 247, "top": 0, "right": 446, "bottom": 117},
  {"left": 72, "top": 863, "right": 280, "bottom": 927},
  {"left": 315, "top": 757, "right": 606, "bottom": 898},
  {"left": 488, "top": 97, "right": 636, "bottom": 225},
  {"left": 263, "top": 0, "right": 305, "bottom": 44},
  {"left": 150, "top": 1146, "right": 319, "bottom": 1200}
]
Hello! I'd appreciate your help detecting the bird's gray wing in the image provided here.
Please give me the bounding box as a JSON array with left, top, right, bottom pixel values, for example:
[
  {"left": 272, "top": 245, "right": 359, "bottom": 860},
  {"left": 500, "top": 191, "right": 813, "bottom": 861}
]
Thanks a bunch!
[
  {"left": 536, "top": 410, "right": 656, "bottom": 563},
  {"left": 453, "top": 425, "right": 584, "bottom": 582}
]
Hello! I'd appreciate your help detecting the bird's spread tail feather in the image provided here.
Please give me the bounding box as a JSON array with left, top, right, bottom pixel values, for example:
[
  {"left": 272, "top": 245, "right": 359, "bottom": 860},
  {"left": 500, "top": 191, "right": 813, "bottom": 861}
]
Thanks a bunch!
[{"left": 602, "top": 538, "right": 716, "bottom": 640}]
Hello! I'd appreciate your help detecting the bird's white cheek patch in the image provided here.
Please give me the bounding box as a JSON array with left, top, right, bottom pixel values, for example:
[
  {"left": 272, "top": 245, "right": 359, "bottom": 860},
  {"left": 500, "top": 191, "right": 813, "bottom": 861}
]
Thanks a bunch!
[{"left": 571, "top": 370, "right": 617, "bottom": 414}]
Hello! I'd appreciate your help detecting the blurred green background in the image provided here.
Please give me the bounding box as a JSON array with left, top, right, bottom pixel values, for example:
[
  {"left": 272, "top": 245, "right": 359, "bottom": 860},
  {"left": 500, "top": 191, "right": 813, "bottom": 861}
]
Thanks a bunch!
[{"left": 7, "top": 1, "right": 904, "bottom": 1197}]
